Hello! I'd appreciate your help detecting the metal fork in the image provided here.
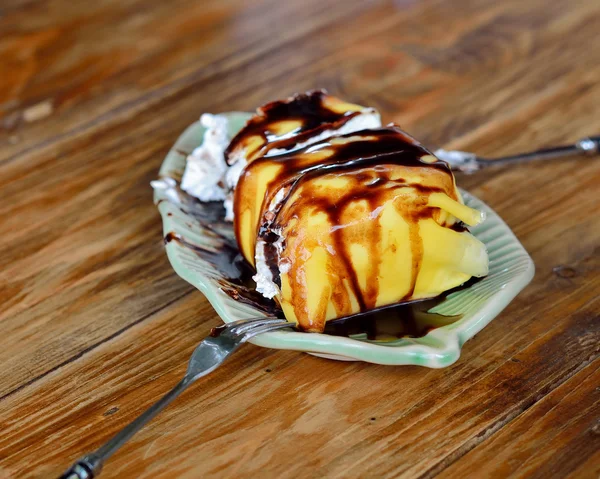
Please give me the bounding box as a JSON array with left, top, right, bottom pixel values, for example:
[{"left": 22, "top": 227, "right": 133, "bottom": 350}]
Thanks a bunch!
[
  {"left": 435, "top": 134, "right": 600, "bottom": 173},
  {"left": 60, "top": 317, "right": 292, "bottom": 479}
]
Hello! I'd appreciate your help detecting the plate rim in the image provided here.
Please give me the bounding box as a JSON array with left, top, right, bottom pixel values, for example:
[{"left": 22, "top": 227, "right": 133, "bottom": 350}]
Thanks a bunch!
[{"left": 155, "top": 113, "right": 535, "bottom": 367}]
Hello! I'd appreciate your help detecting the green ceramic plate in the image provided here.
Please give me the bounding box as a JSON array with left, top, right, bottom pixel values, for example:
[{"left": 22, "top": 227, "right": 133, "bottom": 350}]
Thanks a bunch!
[{"left": 153, "top": 112, "right": 534, "bottom": 367}]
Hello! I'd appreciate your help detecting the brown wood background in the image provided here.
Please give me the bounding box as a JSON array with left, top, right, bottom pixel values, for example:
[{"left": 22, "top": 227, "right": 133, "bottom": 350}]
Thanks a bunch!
[{"left": 1, "top": 0, "right": 599, "bottom": 477}]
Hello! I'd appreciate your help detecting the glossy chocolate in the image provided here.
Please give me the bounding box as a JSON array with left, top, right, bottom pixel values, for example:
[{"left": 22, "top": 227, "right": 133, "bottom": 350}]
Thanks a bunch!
[
  {"left": 159, "top": 178, "right": 281, "bottom": 316},
  {"left": 234, "top": 126, "right": 464, "bottom": 330},
  {"left": 324, "top": 297, "right": 460, "bottom": 340},
  {"left": 162, "top": 174, "right": 473, "bottom": 334},
  {"left": 225, "top": 89, "right": 369, "bottom": 164},
  {"left": 323, "top": 277, "right": 481, "bottom": 339},
  {"left": 234, "top": 126, "right": 452, "bottom": 260}
]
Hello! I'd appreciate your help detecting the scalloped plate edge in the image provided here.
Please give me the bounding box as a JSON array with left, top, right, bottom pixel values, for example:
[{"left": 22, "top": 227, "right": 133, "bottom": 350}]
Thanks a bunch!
[{"left": 155, "top": 113, "right": 535, "bottom": 367}]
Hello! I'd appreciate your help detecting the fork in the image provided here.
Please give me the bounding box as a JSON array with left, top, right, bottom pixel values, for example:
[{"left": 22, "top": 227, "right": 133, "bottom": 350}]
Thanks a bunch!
[
  {"left": 59, "top": 317, "right": 292, "bottom": 479},
  {"left": 435, "top": 134, "right": 599, "bottom": 173}
]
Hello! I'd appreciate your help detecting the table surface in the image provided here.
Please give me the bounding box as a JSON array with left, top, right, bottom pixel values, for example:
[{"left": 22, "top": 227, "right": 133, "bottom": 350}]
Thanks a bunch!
[{"left": 1, "top": 0, "right": 599, "bottom": 477}]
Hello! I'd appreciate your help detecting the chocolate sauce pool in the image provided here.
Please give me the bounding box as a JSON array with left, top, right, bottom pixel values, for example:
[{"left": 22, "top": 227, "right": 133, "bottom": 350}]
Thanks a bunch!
[
  {"left": 324, "top": 300, "right": 459, "bottom": 340},
  {"left": 158, "top": 180, "right": 280, "bottom": 315},
  {"left": 164, "top": 228, "right": 279, "bottom": 316},
  {"left": 323, "top": 278, "right": 481, "bottom": 340}
]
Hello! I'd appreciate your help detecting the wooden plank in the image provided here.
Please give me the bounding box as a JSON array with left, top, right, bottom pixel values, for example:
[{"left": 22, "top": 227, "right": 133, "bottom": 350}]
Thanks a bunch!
[
  {"left": 0, "top": 120, "right": 194, "bottom": 397},
  {"left": 0, "top": 0, "right": 374, "bottom": 163},
  {"left": 1, "top": 0, "right": 600, "bottom": 476},
  {"left": 0, "top": 0, "right": 397, "bottom": 397},
  {"left": 0, "top": 266, "right": 597, "bottom": 477},
  {"left": 2, "top": 103, "right": 596, "bottom": 399},
  {"left": 437, "top": 361, "right": 600, "bottom": 479},
  {"left": 3, "top": 0, "right": 599, "bottom": 168}
]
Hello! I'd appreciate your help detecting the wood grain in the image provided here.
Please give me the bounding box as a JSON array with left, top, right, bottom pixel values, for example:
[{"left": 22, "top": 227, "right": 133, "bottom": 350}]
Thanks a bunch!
[
  {"left": 1, "top": 0, "right": 599, "bottom": 477},
  {"left": 437, "top": 360, "right": 600, "bottom": 479}
]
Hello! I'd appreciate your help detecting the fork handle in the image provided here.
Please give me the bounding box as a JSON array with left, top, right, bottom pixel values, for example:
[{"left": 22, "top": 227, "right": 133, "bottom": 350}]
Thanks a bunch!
[
  {"left": 479, "top": 135, "right": 600, "bottom": 168},
  {"left": 59, "top": 454, "right": 103, "bottom": 479},
  {"left": 59, "top": 377, "right": 192, "bottom": 478}
]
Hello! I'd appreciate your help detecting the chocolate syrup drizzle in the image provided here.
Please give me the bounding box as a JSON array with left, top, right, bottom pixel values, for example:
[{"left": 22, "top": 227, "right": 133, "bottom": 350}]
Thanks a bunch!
[
  {"left": 323, "top": 277, "right": 481, "bottom": 340},
  {"left": 158, "top": 91, "right": 479, "bottom": 335},
  {"left": 164, "top": 229, "right": 280, "bottom": 315},
  {"left": 234, "top": 125, "right": 463, "bottom": 330},
  {"left": 155, "top": 177, "right": 280, "bottom": 315},
  {"left": 225, "top": 89, "right": 365, "bottom": 164},
  {"left": 159, "top": 176, "right": 475, "bottom": 339},
  {"left": 161, "top": 178, "right": 477, "bottom": 339}
]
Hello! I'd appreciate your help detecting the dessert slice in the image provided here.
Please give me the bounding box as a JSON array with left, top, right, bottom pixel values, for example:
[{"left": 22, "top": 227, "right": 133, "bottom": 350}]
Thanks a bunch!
[
  {"left": 234, "top": 126, "right": 488, "bottom": 332},
  {"left": 223, "top": 90, "right": 381, "bottom": 212},
  {"left": 180, "top": 90, "right": 381, "bottom": 221},
  {"left": 226, "top": 89, "right": 381, "bottom": 166}
]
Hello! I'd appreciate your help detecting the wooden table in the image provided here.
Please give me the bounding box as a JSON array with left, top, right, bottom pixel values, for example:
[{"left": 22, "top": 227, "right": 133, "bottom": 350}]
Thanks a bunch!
[{"left": 1, "top": 0, "right": 599, "bottom": 477}]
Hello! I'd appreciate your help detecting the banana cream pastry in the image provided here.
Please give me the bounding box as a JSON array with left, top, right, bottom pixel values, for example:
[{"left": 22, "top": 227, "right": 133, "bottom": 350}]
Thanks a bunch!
[{"left": 180, "top": 90, "right": 489, "bottom": 332}]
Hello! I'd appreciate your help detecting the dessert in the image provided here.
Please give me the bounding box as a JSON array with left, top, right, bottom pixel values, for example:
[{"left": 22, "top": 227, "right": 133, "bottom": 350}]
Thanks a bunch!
[
  {"left": 181, "top": 90, "right": 380, "bottom": 220},
  {"left": 180, "top": 90, "right": 489, "bottom": 332}
]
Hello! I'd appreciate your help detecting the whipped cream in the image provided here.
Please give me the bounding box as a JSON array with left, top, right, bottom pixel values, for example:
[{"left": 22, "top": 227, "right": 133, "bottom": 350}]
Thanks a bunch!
[
  {"left": 253, "top": 229, "right": 286, "bottom": 299},
  {"left": 265, "top": 109, "right": 381, "bottom": 157},
  {"left": 223, "top": 155, "right": 247, "bottom": 222},
  {"left": 181, "top": 113, "right": 231, "bottom": 202},
  {"left": 252, "top": 188, "right": 288, "bottom": 298}
]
